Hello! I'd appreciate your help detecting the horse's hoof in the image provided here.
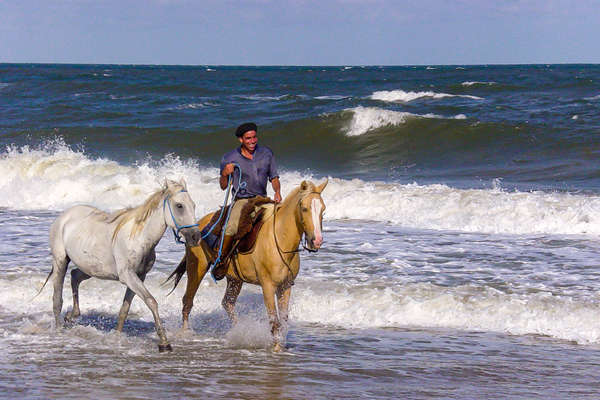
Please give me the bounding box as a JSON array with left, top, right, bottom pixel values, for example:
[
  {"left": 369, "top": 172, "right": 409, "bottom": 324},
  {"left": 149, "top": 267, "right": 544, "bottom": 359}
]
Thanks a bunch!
[
  {"left": 272, "top": 342, "right": 284, "bottom": 353},
  {"left": 158, "top": 344, "right": 173, "bottom": 353},
  {"left": 64, "top": 313, "right": 77, "bottom": 323}
]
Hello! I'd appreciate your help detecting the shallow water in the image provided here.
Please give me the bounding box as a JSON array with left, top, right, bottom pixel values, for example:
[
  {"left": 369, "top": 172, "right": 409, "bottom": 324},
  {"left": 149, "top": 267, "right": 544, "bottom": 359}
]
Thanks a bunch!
[{"left": 2, "top": 213, "right": 600, "bottom": 399}]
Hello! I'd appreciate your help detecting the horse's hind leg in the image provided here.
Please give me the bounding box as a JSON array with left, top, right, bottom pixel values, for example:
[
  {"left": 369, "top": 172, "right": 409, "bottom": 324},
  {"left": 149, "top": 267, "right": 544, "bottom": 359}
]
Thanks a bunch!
[
  {"left": 182, "top": 245, "right": 209, "bottom": 331},
  {"left": 222, "top": 277, "right": 243, "bottom": 324},
  {"left": 65, "top": 268, "right": 90, "bottom": 322},
  {"left": 51, "top": 255, "right": 70, "bottom": 329}
]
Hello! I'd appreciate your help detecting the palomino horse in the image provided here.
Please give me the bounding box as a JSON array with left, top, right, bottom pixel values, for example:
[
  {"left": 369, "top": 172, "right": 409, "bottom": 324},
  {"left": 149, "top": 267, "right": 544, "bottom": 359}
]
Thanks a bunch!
[
  {"left": 167, "top": 179, "right": 327, "bottom": 351},
  {"left": 45, "top": 179, "right": 201, "bottom": 352}
]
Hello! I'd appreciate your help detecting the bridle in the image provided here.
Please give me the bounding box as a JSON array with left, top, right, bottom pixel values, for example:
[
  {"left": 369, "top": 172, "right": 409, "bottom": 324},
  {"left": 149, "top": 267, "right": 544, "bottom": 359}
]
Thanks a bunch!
[
  {"left": 272, "top": 191, "right": 323, "bottom": 277},
  {"left": 163, "top": 189, "right": 198, "bottom": 244}
]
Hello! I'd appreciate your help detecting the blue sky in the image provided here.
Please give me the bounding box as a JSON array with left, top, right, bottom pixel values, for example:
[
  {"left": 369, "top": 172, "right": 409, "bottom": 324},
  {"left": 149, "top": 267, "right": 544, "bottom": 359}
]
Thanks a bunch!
[{"left": 1, "top": 0, "right": 599, "bottom": 65}]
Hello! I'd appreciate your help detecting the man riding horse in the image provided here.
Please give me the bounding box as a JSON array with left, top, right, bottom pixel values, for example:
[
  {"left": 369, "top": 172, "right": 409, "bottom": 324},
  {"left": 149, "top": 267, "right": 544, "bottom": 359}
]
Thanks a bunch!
[{"left": 211, "top": 122, "right": 282, "bottom": 280}]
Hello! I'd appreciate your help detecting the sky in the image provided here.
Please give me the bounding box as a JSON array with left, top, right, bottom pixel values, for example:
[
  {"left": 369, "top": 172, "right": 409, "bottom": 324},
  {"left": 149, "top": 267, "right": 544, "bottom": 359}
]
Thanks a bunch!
[{"left": 1, "top": 0, "right": 599, "bottom": 65}]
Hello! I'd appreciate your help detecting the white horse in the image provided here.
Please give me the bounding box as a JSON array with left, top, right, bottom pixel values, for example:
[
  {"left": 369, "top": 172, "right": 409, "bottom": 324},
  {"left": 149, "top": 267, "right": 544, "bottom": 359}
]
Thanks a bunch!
[{"left": 45, "top": 179, "right": 201, "bottom": 352}]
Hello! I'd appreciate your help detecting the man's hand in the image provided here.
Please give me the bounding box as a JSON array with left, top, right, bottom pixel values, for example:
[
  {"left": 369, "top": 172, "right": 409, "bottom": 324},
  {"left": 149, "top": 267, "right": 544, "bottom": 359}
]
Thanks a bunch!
[
  {"left": 220, "top": 163, "right": 236, "bottom": 190},
  {"left": 221, "top": 163, "right": 235, "bottom": 177},
  {"left": 271, "top": 177, "right": 282, "bottom": 203}
]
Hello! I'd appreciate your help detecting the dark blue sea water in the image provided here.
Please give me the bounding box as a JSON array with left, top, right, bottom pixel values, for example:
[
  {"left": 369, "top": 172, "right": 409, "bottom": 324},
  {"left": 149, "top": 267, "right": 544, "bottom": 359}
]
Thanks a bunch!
[
  {"left": 2, "top": 64, "right": 599, "bottom": 191},
  {"left": 1, "top": 64, "right": 600, "bottom": 399}
]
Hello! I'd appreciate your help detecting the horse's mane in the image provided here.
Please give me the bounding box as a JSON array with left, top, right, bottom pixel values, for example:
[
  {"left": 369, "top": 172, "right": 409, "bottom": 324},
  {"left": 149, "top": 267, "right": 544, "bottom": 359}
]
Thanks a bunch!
[
  {"left": 107, "top": 182, "right": 183, "bottom": 242},
  {"left": 284, "top": 181, "right": 316, "bottom": 204}
]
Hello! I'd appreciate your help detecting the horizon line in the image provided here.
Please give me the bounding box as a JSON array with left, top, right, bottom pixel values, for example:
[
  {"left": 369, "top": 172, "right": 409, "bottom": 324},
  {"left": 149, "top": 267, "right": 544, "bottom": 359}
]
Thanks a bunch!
[{"left": 2, "top": 62, "right": 600, "bottom": 68}]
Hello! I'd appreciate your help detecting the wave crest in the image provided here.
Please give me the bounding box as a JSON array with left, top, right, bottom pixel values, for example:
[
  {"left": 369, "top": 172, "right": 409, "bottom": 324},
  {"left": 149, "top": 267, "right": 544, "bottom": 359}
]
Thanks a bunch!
[
  {"left": 344, "top": 106, "right": 466, "bottom": 136},
  {"left": 370, "top": 89, "right": 482, "bottom": 102},
  {"left": 1, "top": 142, "right": 598, "bottom": 236}
]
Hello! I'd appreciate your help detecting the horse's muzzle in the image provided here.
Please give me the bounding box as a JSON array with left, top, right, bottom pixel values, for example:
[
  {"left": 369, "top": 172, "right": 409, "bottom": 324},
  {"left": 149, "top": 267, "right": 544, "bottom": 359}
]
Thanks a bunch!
[
  {"left": 305, "top": 236, "right": 322, "bottom": 252},
  {"left": 181, "top": 227, "right": 202, "bottom": 246}
]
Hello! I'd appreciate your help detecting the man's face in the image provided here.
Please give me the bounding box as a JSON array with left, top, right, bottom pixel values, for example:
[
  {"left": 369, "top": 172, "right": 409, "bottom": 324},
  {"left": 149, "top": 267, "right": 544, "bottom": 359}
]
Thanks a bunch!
[{"left": 239, "top": 130, "right": 258, "bottom": 152}]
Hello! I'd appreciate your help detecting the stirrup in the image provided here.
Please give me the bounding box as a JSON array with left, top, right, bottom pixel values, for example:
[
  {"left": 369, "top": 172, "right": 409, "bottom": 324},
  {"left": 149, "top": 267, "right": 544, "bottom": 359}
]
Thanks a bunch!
[{"left": 209, "top": 258, "right": 226, "bottom": 283}]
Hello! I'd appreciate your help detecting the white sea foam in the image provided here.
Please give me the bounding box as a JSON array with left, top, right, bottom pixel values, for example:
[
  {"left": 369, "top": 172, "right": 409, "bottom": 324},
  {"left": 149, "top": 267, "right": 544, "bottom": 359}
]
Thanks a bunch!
[
  {"left": 235, "top": 94, "right": 296, "bottom": 102},
  {"left": 462, "top": 81, "right": 497, "bottom": 86},
  {"left": 4, "top": 272, "right": 600, "bottom": 345},
  {"left": 291, "top": 280, "right": 600, "bottom": 344},
  {"left": 1, "top": 140, "right": 599, "bottom": 236},
  {"left": 585, "top": 94, "right": 600, "bottom": 101},
  {"left": 324, "top": 178, "right": 600, "bottom": 235},
  {"left": 315, "top": 95, "right": 350, "bottom": 100},
  {"left": 370, "top": 89, "right": 482, "bottom": 102},
  {"left": 344, "top": 106, "right": 467, "bottom": 136},
  {"left": 171, "top": 102, "right": 208, "bottom": 110},
  {"left": 344, "top": 107, "right": 415, "bottom": 136}
]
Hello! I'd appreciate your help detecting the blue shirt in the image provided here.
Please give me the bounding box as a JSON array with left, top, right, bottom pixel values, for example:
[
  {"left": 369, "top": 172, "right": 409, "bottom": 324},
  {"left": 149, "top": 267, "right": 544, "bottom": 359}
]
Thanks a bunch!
[{"left": 220, "top": 145, "right": 279, "bottom": 199}]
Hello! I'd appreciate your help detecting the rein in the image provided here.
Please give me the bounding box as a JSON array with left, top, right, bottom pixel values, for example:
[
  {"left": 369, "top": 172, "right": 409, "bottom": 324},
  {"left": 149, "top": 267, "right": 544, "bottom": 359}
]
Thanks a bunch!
[
  {"left": 164, "top": 163, "right": 245, "bottom": 246},
  {"left": 271, "top": 191, "right": 322, "bottom": 279},
  {"left": 272, "top": 204, "right": 300, "bottom": 278}
]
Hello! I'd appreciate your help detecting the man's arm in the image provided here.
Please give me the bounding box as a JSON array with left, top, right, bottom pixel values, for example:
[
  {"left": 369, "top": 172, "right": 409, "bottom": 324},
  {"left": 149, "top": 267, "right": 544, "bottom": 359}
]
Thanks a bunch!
[
  {"left": 271, "top": 177, "right": 281, "bottom": 203},
  {"left": 220, "top": 163, "right": 235, "bottom": 190}
]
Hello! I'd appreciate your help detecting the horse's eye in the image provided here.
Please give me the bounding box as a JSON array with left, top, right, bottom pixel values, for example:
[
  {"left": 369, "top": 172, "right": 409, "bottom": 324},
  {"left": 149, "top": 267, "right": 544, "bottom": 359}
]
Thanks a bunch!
[{"left": 176, "top": 203, "right": 183, "bottom": 209}]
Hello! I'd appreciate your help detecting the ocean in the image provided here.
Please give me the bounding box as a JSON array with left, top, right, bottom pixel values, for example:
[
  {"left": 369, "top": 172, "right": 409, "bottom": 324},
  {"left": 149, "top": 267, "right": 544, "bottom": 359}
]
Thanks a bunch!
[{"left": 1, "top": 64, "right": 600, "bottom": 399}]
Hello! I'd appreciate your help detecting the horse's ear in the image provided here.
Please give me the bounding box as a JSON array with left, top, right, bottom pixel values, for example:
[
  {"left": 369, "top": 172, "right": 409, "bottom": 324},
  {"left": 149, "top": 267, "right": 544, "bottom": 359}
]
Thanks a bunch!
[
  {"left": 301, "top": 180, "right": 309, "bottom": 191},
  {"left": 179, "top": 177, "right": 188, "bottom": 191},
  {"left": 316, "top": 178, "right": 328, "bottom": 193},
  {"left": 164, "top": 179, "right": 176, "bottom": 191}
]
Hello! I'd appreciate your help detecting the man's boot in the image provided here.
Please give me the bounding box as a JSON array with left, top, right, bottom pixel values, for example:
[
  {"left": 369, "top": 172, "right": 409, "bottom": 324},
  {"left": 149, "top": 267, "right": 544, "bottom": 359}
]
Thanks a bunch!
[{"left": 210, "top": 235, "right": 235, "bottom": 281}]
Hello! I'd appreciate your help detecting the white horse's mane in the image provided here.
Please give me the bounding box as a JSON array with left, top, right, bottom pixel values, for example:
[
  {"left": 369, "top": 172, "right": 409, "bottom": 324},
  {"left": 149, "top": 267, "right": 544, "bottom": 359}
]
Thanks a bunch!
[{"left": 97, "top": 181, "right": 184, "bottom": 242}]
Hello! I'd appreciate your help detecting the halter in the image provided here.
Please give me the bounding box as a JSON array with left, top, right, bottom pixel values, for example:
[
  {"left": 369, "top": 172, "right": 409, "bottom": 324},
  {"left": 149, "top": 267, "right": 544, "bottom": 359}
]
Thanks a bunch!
[
  {"left": 272, "top": 190, "right": 323, "bottom": 278},
  {"left": 163, "top": 189, "right": 198, "bottom": 244},
  {"left": 295, "top": 191, "right": 324, "bottom": 252}
]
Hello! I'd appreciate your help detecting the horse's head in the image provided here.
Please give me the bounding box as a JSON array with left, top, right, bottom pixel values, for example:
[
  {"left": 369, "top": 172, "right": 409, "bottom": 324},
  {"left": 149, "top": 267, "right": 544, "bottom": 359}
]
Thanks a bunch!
[
  {"left": 297, "top": 179, "right": 328, "bottom": 252},
  {"left": 163, "top": 178, "right": 202, "bottom": 245}
]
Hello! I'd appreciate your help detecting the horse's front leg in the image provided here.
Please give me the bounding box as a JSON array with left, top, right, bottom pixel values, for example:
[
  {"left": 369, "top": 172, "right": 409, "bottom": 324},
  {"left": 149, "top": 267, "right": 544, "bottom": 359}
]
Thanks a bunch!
[
  {"left": 65, "top": 268, "right": 91, "bottom": 322},
  {"left": 120, "top": 269, "right": 171, "bottom": 352},
  {"left": 222, "top": 277, "right": 243, "bottom": 323},
  {"left": 117, "top": 253, "right": 155, "bottom": 332},
  {"left": 116, "top": 271, "right": 147, "bottom": 332},
  {"left": 261, "top": 281, "right": 283, "bottom": 352},
  {"left": 276, "top": 283, "right": 292, "bottom": 328},
  {"left": 182, "top": 245, "right": 209, "bottom": 331}
]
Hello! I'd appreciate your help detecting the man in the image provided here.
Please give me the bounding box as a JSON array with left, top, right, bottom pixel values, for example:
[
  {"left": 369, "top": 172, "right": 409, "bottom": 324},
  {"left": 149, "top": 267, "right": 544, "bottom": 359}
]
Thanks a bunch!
[{"left": 211, "top": 122, "right": 281, "bottom": 280}]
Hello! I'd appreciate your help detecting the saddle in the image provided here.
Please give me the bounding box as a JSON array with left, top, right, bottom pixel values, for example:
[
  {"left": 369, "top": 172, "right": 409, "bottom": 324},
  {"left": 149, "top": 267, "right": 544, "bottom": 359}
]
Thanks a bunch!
[{"left": 201, "top": 196, "right": 274, "bottom": 255}]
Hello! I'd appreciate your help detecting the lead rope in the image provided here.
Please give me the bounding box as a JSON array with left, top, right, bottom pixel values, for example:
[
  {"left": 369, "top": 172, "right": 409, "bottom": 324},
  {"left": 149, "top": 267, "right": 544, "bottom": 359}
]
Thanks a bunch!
[
  {"left": 209, "top": 163, "right": 245, "bottom": 281},
  {"left": 272, "top": 203, "right": 301, "bottom": 281}
]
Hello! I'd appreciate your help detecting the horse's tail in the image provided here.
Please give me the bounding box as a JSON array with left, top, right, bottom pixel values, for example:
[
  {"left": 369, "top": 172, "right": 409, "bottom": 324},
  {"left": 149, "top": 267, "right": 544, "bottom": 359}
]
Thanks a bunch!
[
  {"left": 33, "top": 267, "right": 53, "bottom": 299},
  {"left": 163, "top": 256, "right": 187, "bottom": 296}
]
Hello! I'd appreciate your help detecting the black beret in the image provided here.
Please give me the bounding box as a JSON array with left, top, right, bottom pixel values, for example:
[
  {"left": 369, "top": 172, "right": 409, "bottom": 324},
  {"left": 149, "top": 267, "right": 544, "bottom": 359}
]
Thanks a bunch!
[{"left": 235, "top": 122, "right": 257, "bottom": 137}]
